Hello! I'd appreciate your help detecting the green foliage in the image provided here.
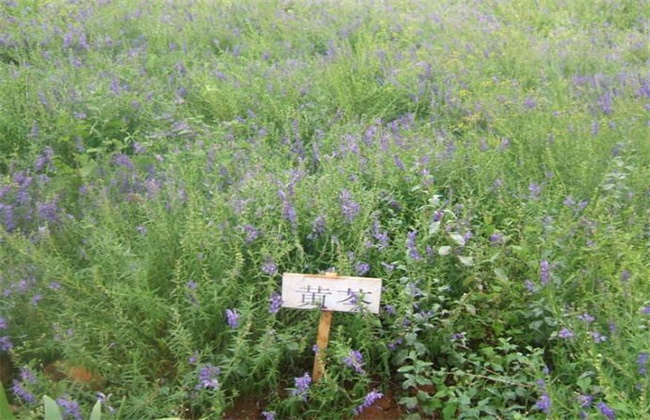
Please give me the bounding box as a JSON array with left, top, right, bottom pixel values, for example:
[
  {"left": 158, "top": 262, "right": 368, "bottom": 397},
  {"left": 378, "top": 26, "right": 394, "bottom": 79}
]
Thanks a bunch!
[
  {"left": 0, "top": 382, "right": 14, "bottom": 420},
  {"left": 0, "top": 0, "right": 649, "bottom": 418},
  {"left": 43, "top": 396, "right": 62, "bottom": 420}
]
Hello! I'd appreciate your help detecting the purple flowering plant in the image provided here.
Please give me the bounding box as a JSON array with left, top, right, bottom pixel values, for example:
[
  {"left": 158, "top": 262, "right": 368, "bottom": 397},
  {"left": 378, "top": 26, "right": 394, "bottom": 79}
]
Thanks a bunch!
[{"left": 0, "top": 2, "right": 649, "bottom": 419}]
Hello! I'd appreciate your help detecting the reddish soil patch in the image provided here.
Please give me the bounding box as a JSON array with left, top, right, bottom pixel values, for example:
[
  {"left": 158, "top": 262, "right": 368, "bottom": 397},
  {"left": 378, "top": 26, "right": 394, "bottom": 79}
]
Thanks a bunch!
[
  {"left": 222, "top": 395, "right": 265, "bottom": 420},
  {"left": 0, "top": 353, "right": 14, "bottom": 386},
  {"left": 43, "top": 360, "right": 104, "bottom": 391},
  {"left": 353, "top": 387, "right": 404, "bottom": 420},
  {"left": 221, "top": 387, "right": 404, "bottom": 420}
]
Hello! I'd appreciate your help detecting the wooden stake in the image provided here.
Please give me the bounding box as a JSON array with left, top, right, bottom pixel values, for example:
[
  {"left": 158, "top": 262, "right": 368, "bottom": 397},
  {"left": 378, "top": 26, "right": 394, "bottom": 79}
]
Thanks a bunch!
[
  {"left": 312, "top": 310, "right": 333, "bottom": 382},
  {"left": 312, "top": 272, "right": 337, "bottom": 382}
]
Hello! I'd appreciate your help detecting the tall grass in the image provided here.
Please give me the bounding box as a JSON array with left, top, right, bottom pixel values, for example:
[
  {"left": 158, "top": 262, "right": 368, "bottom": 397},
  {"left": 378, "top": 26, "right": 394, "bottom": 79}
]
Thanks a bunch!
[{"left": 1, "top": 0, "right": 649, "bottom": 418}]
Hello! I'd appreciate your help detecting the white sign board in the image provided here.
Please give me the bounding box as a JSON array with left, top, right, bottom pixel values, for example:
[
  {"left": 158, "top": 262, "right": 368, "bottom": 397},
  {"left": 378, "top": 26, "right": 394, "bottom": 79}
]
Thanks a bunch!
[{"left": 281, "top": 273, "right": 382, "bottom": 314}]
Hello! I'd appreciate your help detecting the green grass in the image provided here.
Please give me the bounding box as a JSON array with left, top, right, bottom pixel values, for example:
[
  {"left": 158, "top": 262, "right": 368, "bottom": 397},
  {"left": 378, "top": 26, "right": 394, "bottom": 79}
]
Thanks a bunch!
[{"left": 0, "top": 0, "right": 649, "bottom": 418}]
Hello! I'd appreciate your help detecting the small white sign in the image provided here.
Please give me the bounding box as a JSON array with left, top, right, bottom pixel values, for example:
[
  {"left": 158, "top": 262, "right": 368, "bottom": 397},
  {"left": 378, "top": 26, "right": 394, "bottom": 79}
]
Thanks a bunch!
[{"left": 281, "top": 273, "right": 383, "bottom": 314}]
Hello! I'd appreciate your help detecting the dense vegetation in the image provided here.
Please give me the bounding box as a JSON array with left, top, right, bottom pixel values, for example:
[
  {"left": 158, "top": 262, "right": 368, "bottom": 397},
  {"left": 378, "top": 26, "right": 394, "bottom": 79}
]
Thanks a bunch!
[{"left": 1, "top": 0, "right": 649, "bottom": 418}]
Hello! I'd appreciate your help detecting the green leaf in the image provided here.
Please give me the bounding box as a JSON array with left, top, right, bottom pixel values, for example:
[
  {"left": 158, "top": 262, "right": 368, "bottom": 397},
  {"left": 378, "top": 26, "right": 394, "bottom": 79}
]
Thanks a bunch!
[
  {"left": 442, "top": 402, "right": 458, "bottom": 419},
  {"left": 43, "top": 396, "right": 63, "bottom": 420},
  {"left": 398, "top": 396, "right": 419, "bottom": 410},
  {"left": 429, "top": 221, "right": 441, "bottom": 235},
  {"left": 494, "top": 268, "right": 508, "bottom": 282},
  {"left": 458, "top": 255, "right": 473, "bottom": 266},
  {"left": 89, "top": 400, "right": 102, "bottom": 420},
  {"left": 438, "top": 246, "right": 452, "bottom": 256},
  {"left": 450, "top": 233, "right": 465, "bottom": 246},
  {"left": 415, "top": 376, "right": 433, "bottom": 386},
  {"left": 397, "top": 365, "right": 415, "bottom": 373},
  {"left": 0, "top": 382, "right": 14, "bottom": 420}
]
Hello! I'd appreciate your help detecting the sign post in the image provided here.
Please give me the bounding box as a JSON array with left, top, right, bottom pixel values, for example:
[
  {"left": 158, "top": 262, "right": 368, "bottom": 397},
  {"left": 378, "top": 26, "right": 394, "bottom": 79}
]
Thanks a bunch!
[{"left": 281, "top": 272, "right": 382, "bottom": 382}]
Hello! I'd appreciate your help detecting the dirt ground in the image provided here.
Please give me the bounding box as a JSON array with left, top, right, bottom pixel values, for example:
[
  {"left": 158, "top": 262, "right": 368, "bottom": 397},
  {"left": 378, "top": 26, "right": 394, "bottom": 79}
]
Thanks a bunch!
[{"left": 222, "top": 387, "right": 404, "bottom": 419}]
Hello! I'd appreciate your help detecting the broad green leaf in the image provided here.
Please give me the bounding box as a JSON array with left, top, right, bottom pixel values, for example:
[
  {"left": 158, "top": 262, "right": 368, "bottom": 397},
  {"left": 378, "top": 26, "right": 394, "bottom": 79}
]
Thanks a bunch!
[
  {"left": 494, "top": 268, "right": 508, "bottom": 282},
  {"left": 442, "top": 402, "right": 458, "bottom": 419},
  {"left": 43, "top": 396, "right": 63, "bottom": 420},
  {"left": 438, "top": 246, "right": 452, "bottom": 256},
  {"left": 428, "top": 221, "right": 441, "bottom": 235},
  {"left": 458, "top": 255, "right": 474, "bottom": 266},
  {"left": 397, "top": 365, "right": 414, "bottom": 373},
  {"left": 450, "top": 233, "right": 465, "bottom": 246},
  {"left": 399, "top": 396, "right": 419, "bottom": 410},
  {"left": 0, "top": 382, "right": 14, "bottom": 420},
  {"left": 89, "top": 400, "right": 102, "bottom": 420}
]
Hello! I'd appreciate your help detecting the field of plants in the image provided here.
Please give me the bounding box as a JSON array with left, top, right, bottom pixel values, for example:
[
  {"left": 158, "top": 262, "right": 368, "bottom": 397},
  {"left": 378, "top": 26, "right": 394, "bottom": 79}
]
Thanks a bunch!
[{"left": 1, "top": 0, "right": 649, "bottom": 418}]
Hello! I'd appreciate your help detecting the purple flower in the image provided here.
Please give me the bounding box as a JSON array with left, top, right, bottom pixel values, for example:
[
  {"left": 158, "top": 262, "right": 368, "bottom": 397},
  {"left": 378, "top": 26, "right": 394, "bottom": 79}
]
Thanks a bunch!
[
  {"left": 197, "top": 363, "right": 220, "bottom": 390},
  {"left": 535, "top": 393, "right": 551, "bottom": 414},
  {"left": 262, "top": 259, "right": 278, "bottom": 276},
  {"left": 242, "top": 224, "right": 259, "bottom": 244},
  {"left": 577, "top": 394, "right": 593, "bottom": 408},
  {"left": 540, "top": 260, "right": 550, "bottom": 286},
  {"left": 34, "top": 147, "right": 54, "bottom": 172},
  {"left": 563, "top": 196, "right": 576, "bottom": 207},
  {"left": 598, "top": 92, "right": 613, "bottom": 115},
  {"left": 261, "top": 411, "right": 276, "bottom": 420},
  {"left": 489, "top": 232, "right": 504, "bottom": 245},
  {"left": 393, "top": 155, "right": 405, "bottom": 171},
  {"left": 523, "top": 97, "right": 536, "bottom": 109},
  {"left": 406, "top": 230, "right": 422, "bottom": 260},
  {"left": 590, "top": 331, "right": 607, "bottom": 343},
  {"left": 558, "top": 328, "right": 574, "bottom": 339},
  {"left": 278, "top": 190, "right": 297, "bottom": 227},
  {"left": 591, "top": 120, "right": 600, "bottom": 136},
  {"left": 0, "top": 318, "right": 6, "bottom": 329},
  {"left": 291, "top": 373, "right": 311, "bottom": 401},
  {"left": 596, "top": 401, "right": 615, "bottom": 419},
  {"left": 310, "top": 214, "right": 327, "bottom": 237},
  {"left": 96, "top": 392, "right": 115, "bottom": 415},
  {"left": 269, "top": 292, "right": 282, "bottom": 314},
  {"left": 0, "top": 336, "right": 13, "bottom": 351},
  {"left": 339, "top": 190, "right": 361, "bottom": 223},
  {"left": 525, "top": 280, "right": 536, "bottom": 293},
  {"left": 343, "top": 350, "right": 365, "bottom": 374},
  {"left": 373, "top": 231, "right": 389, "bottom": 249},
  {"left": 113, "top": 154, "right": 133, "bottom": 169},
  {"left": 642, "top": 306, "right": 650, "bottom": 314},
  {"left": 354, "top": 390, "right": 383, "bottom": 415},
  {"left": 383, "top": 305, "right": 396, "bottom": 316},
  {"left": 608, "top": 321, "right": 617, "bottom": 335},
  {"left": 451, "top": 332, "right": 465, "bottom": 341},
  {"left": 57, "top": 396, "right": 83, "bottom": 420},
  {"left": 578, "top": 313, "right": 595, "bottom": 324},
  {"left": 387, "top": 338, "right": 403, "bottom": 351},
  {"left": 12, "top": 381, "right": 35, "bottom": 404},
  {"left": 225, "top": 309, "right": 239, "bottom": 329},
  {"left": 529, "top": 183, "right": 542, "bottom": 200},
  {"left": 16, "top": 278, "right": 35, "bottom": 294},
  {"left": 37, "top": 201, "right": 59, "bottom": 223},
  {"left": 355, "top": 262, "right": 370, "bottom": 276},
  {"left": 620, "top": 270, "right": 631, "bottom": 282},
  {"left": 381, "top": 261, "right": 395, "bottom": 272},
  {"left": 637, "top": 352, "right": 648, "bottom": 375}
]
